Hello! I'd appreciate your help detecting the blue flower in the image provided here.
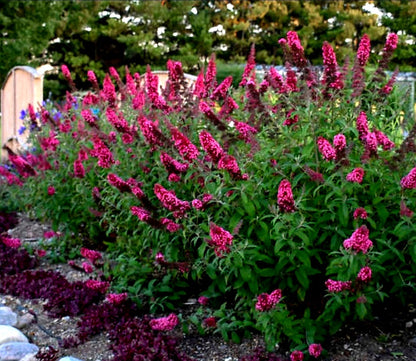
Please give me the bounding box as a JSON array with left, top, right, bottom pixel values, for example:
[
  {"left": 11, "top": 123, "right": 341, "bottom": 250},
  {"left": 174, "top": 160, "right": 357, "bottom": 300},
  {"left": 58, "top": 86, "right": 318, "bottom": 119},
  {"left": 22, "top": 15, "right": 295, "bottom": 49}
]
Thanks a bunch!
[
  {"left": 91, "top": 108, "right": 100, "bottom": 116},
  {"left": 53, "top": 111, "right": 62, "bottom": 121},
  {"left": 18, "top": 126, "right": 26, "bottom": 135},
  {"left": 19, "top": 110, "right": 27, "bottom": 120}
]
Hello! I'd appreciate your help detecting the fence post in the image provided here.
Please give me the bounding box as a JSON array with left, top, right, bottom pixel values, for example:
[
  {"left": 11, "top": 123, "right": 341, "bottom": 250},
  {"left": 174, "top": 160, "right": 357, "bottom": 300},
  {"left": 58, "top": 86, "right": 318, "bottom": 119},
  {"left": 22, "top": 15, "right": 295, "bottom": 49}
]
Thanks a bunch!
[{"left": 1, "top": 66, "right": 43, "bottom": 160}]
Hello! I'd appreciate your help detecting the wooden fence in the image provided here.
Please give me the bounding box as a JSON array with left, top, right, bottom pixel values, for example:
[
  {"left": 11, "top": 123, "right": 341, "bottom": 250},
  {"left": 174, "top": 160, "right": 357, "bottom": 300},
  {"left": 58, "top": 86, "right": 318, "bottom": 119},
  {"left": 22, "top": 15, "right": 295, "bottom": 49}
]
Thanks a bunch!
[{"left": 1, "top": 66, "right": 43, "bottom": 160}]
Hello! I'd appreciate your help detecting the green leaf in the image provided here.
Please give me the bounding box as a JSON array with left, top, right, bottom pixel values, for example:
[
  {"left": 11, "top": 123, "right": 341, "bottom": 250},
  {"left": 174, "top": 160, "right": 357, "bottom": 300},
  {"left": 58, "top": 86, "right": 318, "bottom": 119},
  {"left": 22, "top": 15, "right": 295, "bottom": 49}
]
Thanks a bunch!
[
  {"left": 296, "top": 250, "right": 311, "bottom": 268},
  {"left": 296, "top": 231, "right": 311, "bottom": 246},
  {"left": 231, "top": 331, "right": 241, "bottom": 344},
  {"left": 241, "top": 192, "right": 255, "bottom": 217},
  {"left": 295, "top": 268, "right": 310, "bottom": 289},
  {"left": 240, "top": 267, "right": 252, "bottom": 282},
  {"left": 206, "top": 264, "right": 217, "bottom": 279},
  {"left": 258, "top": 268, "right": 276, "bottom": 277},
  {"left": 356, "top": 301, "right": 367, "bottom": 319}
]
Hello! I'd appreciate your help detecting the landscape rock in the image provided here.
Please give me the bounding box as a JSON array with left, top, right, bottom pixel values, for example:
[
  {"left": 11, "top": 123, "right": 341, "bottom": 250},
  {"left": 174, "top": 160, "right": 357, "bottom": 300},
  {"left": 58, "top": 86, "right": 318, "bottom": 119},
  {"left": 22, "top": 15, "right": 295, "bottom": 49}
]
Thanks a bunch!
[
  {"left": 15, "top": 313, "right": 35, "bottom": 330},
  {"left": 0, "top": 307, "right": 17, "bottom": 327},
  {"left": 59, "top": 357, "right": 85, "bottom": 361},
  {"left": 0, "top": 342, "right": 39, "bottom": 361},
  {"left": 19, "top": 353, "right": 37, "bottom": 361},
  {"left": 0, "top": 325, "right": 28, "bottom": 344}
]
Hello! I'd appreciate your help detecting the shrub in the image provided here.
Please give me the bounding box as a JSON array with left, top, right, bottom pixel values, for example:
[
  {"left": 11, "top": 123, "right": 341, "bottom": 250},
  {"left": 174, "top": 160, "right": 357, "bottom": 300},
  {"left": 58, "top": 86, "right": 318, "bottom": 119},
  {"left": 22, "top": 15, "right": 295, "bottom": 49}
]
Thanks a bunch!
[{"left": 3, "top": 31, "right": 416, "bottom": 356}]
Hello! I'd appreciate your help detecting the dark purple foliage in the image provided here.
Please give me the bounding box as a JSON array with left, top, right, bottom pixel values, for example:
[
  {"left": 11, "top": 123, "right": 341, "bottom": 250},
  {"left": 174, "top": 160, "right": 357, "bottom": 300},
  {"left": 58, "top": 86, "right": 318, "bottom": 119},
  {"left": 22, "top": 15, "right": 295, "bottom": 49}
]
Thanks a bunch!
[
  {"left": 0, "top": 211, "right": 18, "bottom": 232},
  {"left": 35, "top": 346, "right": 59, "bottom": 361},
  {"left": 0, "top": 213, "right": 193, "bottom": 361},
  {"left": 76, "top": 300, "right": 140, "bottom": 342},
  {"left": 0, "top": 242, "right": 38, "bottom": 274},
  {"left": 107, "top": 316, "right": 194, "bottom": 361},
  {"left": 239, "top": 347, "right": 283, "bottom": 361},
  {"left": 0, "top": 269, "right": 104, "bottom": 317},
  {"left": 71, "top": 300, "right": 193, "bottom": 361}
]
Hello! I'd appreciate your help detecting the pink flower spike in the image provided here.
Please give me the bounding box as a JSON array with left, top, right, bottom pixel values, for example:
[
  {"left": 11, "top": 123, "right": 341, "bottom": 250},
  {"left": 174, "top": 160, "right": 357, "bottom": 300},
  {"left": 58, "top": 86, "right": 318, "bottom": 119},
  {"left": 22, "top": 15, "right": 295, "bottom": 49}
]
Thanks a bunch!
[
  {"left": 343, "top": 225, "right": 373, "bottom": 254},
  {"left": 357, "top": 266, "right": 372, "bottom": 282},
  {"left": 325, "top": 279, "right": 352, "bottom": 293},
  {"left": 199, "top": 130, "right": 224, "bottom": 163},
  {"left": 149, "top": 313, "right": 179, "bottom": 331},
  {"left": 356, "top": 111, "right": 369, "bottom": 140},
  {"left": 287, "top": 31, "right": 307, "bottom": 68},
  {"left": 346, "top": 168, "right": 365, "bottom": 184},
  {"left": 82, "top": 262, "right": 94, "bottom": 274},
  {"left": 87, "top": 70, "right": 98, "bottom": 87},
  {"left": 401, "top": 167, "right": 416, "bottom": 189},
  {"left": 106, "top": 293, "right": 128, "bottom": 305},
  {"left": 198, "top": 296, "right": 209, "bottom": 306},
  {"left": 400, "top": 200, "right": 414, "bottom": 217},
  {"left": 192, "top": 199, "right": 204, "bottom": 210},
  {"left": 80, "top": 247, "right": 102, "bottom": 264},
  {"left": 208, "top": 223, "right": 233, "bottom": 256},
  {"left": 155, "top": 252, "right": 166, "bottom": 264},
  {"left": 290, "top": 350, "right": 304, "bottom": 361},
  {"left": 357, "top": 34, "right": 371, "bottom": 67},
  {"left": 1, "top": 236, "right": 21, "bottom": 249},
  {"left": 160, "top": 218, "right": 181, "bottom": 232},
  {"left": 44, "top": 231, "right": 57, "bottom": 239},
  {"left": 203, "top": 317, "right": 217, "bottom": 328},
  {"left": 61, "top": 65, "right": 72, "bottom": 81},
  {"left": 333, "top": 134, "right": 346, "bottom": 152},
  {"left": 35, "top": 249, "right": 47, "bottom": 258},
  {"left": 277, "top": 179, "right": 296, "bottom": 213},
  {"left": 255, "top": 289, "right": 282, "bottom": 312},
  {"left": 73, "top": 159, "right": 85, "bottom": 178},
  {"left": 317, "top": 136, "right": 336, "bottom": 161},
  {"left": 131, "top": 206, "right": 151, "bottom": 222},
  {"left": 308, "top": 343, "right": 323, "bottom": 358},
  {"left": 353, "top": 207, "right": 368, "bottom": 220},
  {"left": 85, "top": 280, "right": 110, "bottom": 293}
]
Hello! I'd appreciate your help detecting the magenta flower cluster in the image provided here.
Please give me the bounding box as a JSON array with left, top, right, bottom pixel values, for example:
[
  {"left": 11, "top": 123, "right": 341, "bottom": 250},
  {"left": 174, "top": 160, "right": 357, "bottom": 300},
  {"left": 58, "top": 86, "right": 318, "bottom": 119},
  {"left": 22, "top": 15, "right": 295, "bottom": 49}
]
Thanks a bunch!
[
  {"left": 401, "top": 167, "right": 416, "bottom": 189},
  {"left": 255, "top": 289, "right": 282, "bottom": 312},
  {"left": 277, "top": 179, "right": 295, "bottom": 213},
  {"left": 346, "top": 168, "right": 365, "bottom": 183},
  {"left": 208, "top": 223, "right": 234, "bottom": 256},
  {"left": 325, "top": 279, "right": 352, "bottom": 293},
  {"left": 343, "top": 226, "right": 373, "bottom": 254},
  {"left": 149, "top": 313, "right": 179, "bottom": 331},
  {"left": 154, "top": 183, "right": 190, "bottom": 217}
]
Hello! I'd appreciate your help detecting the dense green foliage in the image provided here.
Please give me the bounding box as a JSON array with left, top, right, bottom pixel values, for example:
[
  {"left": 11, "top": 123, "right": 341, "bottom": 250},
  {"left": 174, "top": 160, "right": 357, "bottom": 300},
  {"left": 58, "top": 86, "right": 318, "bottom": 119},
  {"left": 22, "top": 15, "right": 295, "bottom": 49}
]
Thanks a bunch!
[
  {"left": 2, "top": 31, "right": 416, "bottom": 359},
  {"left": 1, "top": 0, "right": 414, "bottom": 99}
]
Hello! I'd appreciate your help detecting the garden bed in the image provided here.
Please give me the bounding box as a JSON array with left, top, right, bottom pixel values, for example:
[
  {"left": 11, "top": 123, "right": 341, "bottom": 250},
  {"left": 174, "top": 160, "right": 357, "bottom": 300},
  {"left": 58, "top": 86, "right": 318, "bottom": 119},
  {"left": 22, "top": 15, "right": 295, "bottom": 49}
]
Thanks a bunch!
[{"left": 1, "top": 213, "right": 415, "bottom": 361}]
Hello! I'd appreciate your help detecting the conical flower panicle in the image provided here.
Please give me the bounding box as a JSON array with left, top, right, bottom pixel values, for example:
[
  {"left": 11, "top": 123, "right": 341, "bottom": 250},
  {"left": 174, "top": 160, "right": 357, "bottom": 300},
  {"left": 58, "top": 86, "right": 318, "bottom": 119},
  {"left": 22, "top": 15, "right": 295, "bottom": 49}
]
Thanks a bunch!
[
  {"left": 277, "top": 179, "right": 296, "bottom": 213},
  {"left": 239, "top": 44, "right": 256, "bottom": 87}
]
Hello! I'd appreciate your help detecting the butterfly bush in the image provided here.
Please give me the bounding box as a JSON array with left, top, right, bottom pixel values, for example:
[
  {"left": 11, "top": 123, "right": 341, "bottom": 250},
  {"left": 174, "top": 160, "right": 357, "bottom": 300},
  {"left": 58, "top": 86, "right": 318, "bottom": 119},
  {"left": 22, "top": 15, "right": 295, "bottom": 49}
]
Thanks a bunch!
[{"left": 5, "top": 31, "right": 416, "bottom": 357}]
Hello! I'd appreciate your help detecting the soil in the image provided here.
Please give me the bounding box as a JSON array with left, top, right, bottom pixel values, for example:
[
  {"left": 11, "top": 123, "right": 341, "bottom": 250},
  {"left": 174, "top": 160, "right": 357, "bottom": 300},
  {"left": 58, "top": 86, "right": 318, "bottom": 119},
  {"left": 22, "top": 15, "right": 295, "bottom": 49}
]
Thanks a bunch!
[{"left": 3, "top": 213, "right": 416, "bottom": 361}]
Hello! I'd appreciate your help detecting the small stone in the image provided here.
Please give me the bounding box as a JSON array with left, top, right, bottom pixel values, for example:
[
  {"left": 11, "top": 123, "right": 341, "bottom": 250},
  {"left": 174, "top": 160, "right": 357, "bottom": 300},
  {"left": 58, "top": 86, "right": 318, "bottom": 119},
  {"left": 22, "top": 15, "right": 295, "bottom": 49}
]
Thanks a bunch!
[
  {"left": 59, "top": 357, "right": 85, "bottom": 361},
  {"left": 0, "top": 342, "right": 39, "bottom": 361},
  {"left": 15, "top": 313, "right": 35, "bottom": 330},
  {"left": 409, "top": 337, "right": 416, "bottom": 347},
  {"left": 0, "top": 325, "right": 28, "bottom": 344},
  {"left": 405, "top": 321, "right": 413, "bottom": 328},
  {"left": 0, "top": 307, "right": 17, "bottom": 326}
]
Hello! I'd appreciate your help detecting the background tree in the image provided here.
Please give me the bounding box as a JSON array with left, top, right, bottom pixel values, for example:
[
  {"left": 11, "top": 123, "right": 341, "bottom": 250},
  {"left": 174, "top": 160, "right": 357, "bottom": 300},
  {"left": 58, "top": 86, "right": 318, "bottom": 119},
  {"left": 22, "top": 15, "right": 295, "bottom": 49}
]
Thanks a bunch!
[
  {"left": 376, "top": 0, "right": 416, "bottom": 71},
  {"left": 0, "top": 0, "right": 410, "bottom": 100}
]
